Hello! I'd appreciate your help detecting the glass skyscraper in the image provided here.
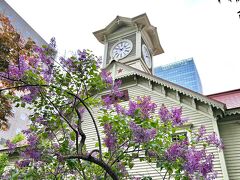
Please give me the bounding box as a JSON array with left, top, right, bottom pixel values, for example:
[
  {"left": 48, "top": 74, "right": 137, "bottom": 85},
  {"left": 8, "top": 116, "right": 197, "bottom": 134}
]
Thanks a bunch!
[{"left": 154, "top": 58, "right": 203, "bottom": 93}]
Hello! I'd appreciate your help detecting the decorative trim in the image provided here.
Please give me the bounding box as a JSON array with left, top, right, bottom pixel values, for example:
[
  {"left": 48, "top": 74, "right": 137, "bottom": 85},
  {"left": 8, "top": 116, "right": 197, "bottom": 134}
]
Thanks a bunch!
[
  {"left": 176, "top": 92, "right": 180, "bottom": 102},
  {"left": 114, "top": 69, "right": 225, "bottom": 110},
  {"left": 149, "top": 81, "right": 153, "bottom": 90},
  {"left": 161, "top": 85, "right": 166, "bottom": 96}
]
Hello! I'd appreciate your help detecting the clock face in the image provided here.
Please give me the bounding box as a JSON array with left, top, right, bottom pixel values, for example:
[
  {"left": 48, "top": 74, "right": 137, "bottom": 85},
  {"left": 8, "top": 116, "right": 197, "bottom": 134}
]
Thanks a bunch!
[
  {"left": 142, "top": 44, "right": 152, "bottom": 68},
  {"left": 111, "top": 39, "right": 133, "bottom": 60}
]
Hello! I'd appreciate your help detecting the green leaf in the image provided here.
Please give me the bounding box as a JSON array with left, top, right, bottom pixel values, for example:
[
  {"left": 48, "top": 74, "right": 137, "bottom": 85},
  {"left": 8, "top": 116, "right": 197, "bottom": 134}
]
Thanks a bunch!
[
  {"left": 70, "top": 131, "right": 76, "bottom": 141},
  {"left": 128, "top": 162, "right": 134, "bottom": 169},
  {"left": 12, "top": 133, "right": 25, "bottom": 144}
]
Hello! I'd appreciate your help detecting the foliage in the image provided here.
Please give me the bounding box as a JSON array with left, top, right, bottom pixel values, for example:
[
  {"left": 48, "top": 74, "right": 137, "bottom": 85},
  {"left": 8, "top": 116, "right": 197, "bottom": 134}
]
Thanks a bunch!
[
  {"left": 0, "top": 13, "right": 36, "bottom": 130},
  {"left": 0, "top": 153, "right": 8, "bottom": 176},
  {"left": 0, "top": 14, "right": 224, "bottom": 179}
]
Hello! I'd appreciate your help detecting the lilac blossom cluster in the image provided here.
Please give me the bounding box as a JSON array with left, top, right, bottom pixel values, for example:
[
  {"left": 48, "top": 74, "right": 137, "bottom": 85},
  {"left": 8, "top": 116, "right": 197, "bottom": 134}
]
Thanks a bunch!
[
  {"left": 196, "top": 126, "right": 224, "bottom": 150},
  {"left": 5, "top": 140, "right": 16, "bottom": 153},
  {"left": 127, "top": 96, "right": 157, "bottom": 119},
  {"left": 100, "top": 69, "right": 113, "bottom": 85},
  {"left": 129, "top": 121, "right": 156, "bottom": 143},
  {"left": 158, "top": 104, "right": 187, "bottom": 126},
  {"left": 14, "top": 131, "right": 41, "bottom": 168},
  {"left": 59, "top": 49, "right": 101, "bottom": 73},
  {"left": 103, "top": 123, "right": 117, "bottom": 151},
  {"left": 21, "top": 87, "right": 40, "bottom": 103},
  {"left": 101, "top": 69, "right": 124, "bottom": 108},
  {"left": 165, "top": 140, "right": 188, "bottom": 161},
  {"left": 8, "top": 55, "right": 29, "bottom": 79},
  {"left": 206, "top": 132, "right": 224, "bottom": 149},
  {"left": 113, "top": 96, "right": 157, "bottom": 120},
  {"left": 59, "top": 49, "right": 90, "bottom": 73},
  {"left": 166, "top": 141, "right": 217, "bottom": 179},
  {"left": 0, "top": 38, "right": 56, "bottom": 103},
  {"left": 184, "top": 148, "right": 216, "bottom": 179}
]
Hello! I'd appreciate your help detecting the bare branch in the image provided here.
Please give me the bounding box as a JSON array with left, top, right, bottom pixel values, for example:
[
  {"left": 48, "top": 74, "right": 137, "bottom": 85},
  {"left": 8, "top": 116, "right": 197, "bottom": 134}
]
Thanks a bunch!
[{"left": 64, "top": 154, "right": 119, "bottom": 180}]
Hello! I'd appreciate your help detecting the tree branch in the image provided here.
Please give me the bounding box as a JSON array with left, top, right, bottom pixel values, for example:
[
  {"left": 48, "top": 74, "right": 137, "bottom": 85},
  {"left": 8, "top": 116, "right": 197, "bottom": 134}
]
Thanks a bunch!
[
  {"left": 0, "top": 83, "right": 103, "bottom": 159},
  {"left": 64, "top": 154, "right": 119, "bottom": 180},
  {"left": 75, "top": 107, "right": 86, "bottom": 154},
  {"left": 68, "top": 92, "right": 103, "bottom": 160}
]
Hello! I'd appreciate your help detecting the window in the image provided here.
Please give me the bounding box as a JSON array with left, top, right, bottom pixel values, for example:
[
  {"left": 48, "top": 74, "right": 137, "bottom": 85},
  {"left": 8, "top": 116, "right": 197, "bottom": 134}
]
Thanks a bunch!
[
  {"left": 172, "top": 132, "right": 187, "bottom": 142},
  {"left": 171, "top": 123, "right": 193, "bottom": 142}
]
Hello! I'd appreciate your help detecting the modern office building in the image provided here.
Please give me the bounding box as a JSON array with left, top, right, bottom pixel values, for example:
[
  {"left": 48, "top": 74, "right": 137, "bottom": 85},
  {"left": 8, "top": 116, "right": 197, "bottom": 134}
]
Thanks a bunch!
[{"left": 154, "top": 58, "right": 203, "bottom": 93}]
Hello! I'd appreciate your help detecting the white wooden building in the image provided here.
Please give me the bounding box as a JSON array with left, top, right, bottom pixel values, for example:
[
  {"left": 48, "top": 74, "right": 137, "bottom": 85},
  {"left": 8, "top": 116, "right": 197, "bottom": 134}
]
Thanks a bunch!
[{"left": 87, "top": 13, "right": 240, "bottom": 179}]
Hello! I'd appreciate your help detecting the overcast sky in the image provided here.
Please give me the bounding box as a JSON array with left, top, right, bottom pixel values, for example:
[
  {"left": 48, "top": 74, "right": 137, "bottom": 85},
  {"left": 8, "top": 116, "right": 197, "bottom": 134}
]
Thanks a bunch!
[{"left": 5, "top": 0, "right": 240, "bottom": 95}]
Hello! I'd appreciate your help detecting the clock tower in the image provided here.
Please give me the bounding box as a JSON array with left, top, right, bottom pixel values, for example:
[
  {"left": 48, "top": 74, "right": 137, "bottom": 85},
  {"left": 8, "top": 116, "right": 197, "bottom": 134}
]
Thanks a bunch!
[{"left": 93, "top": 13, "right": 164, "bottom": 75}]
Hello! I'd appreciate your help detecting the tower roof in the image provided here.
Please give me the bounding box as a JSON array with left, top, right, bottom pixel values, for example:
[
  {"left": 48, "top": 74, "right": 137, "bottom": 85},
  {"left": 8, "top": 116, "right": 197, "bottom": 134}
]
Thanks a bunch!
[{"left": 93, "top": 13, "right": 164, "bottom": 56}]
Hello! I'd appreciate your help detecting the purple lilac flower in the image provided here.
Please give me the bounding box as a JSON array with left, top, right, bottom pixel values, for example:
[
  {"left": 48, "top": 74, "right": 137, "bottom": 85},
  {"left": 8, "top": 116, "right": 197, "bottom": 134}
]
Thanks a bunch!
[
  {"left": 22, "top": 94, "right": 33, "bottom": 103},
  {"left": 126, "top": 100, "right": 138, "bottom": 117},
  {"left": 8, "top": 55, "right": 29, "bottom": 80},
  {"left": 77, "top": 49, "right": 87, "bottom": 60},
  {"left": 184, "top": 148, "right": 205, "bottom": 174},
  {"left": 102, "top": 95, "right": 112, "bottom": 108},
  {"left": 114, "top": 104, "right": 126, "bottom": 115},
  {"left": 171, "top": 107, "right": 187, "bottom": 126},
  {"left": 8, "top": 64, "right": 21, "bottom": 79},
  {"left": 28, "top": 57, "right": 39, "bottom": 68},
  {"left": 184, "top": 148, "right": 216, "bottom": 179},
  {"left": 196, "top": 125, "right": 206, "bottom": 142},
  {"left": 206, "top": 132, "right": 224, "bottom": 150},
  {"left": 22, "top": 129, "right": 32, "bottom": 135},
  {"left": 100, "top": 70, "right": 113, "bottom": 85},
  {"left": 165, "top": 140, "right": 188, "bottom": 161},
  {"left": 103, "top": 123, "right": 117, "bottom": 151},
  {"left": 206, "top": 171, "right": 218, "bottom": 180},
  {"left": 21, "top": 148, "right": 41, "bottom": 161},
  {"left": 35, "top": 116, "right": 47, "bottom": 125},
  {"left": 49, "top": 37, "right": 56, "bottom": 49},
  {"left": 41, "top": 68, "right": 52, "bottom": 83},
  {"left": 112, "top": 80, "right": 123, "bottom": 98},
  {"left": 127, "top": 96, "right": 157, "bottom": 119},
  {"left": 27, "top": 134, "right": 38, "bottom": 147},
  {"left": 60, "top": 57, "right": 74, "bottom": 69},
  {"left": 22, "top": 87, "right": 40, "bottom": 103},
  {"left": 200, "top": 154, "right": 214, "bottom": 177},
  {"left": 19, "top": 55, "right": 29, "bottom": 72},
  {"left": 147, "top": 150, "right": 158, "bottom": 157},
  {"left": 129, "top": 121, "right": 156, "bottom": 143},
  {"left": 136, "top": 96, "right": 157, "bottom": 119},
  {"left": 16, "top": 159, "right": 31, "bottom": 168},
  {"left": 33, "top": 45, "right": 43, "bottom": 54},
  {"left": 158, "top": 104, "right": 171, "bottom": 123},
  {"left": 96, "top": 56, "right": 102, "bottom": 68},
  {"left": 117, "top": 162, "right": 128, "bottom": 176},
  {"left": 5, "top": 140, "right": 16, "bottom": 153}
]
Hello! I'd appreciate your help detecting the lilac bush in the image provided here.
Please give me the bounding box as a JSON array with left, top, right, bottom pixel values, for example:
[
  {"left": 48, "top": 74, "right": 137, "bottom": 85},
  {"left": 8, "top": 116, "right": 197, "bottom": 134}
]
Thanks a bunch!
[{"left": 0, "top": 15, "right": 224, "bottom": 180}]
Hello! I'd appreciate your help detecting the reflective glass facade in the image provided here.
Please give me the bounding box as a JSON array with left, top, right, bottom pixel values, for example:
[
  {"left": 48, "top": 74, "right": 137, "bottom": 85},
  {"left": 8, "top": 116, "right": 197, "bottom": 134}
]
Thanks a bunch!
[{"left": 154, "top": 58, "right": 203, "bottom": 93}]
